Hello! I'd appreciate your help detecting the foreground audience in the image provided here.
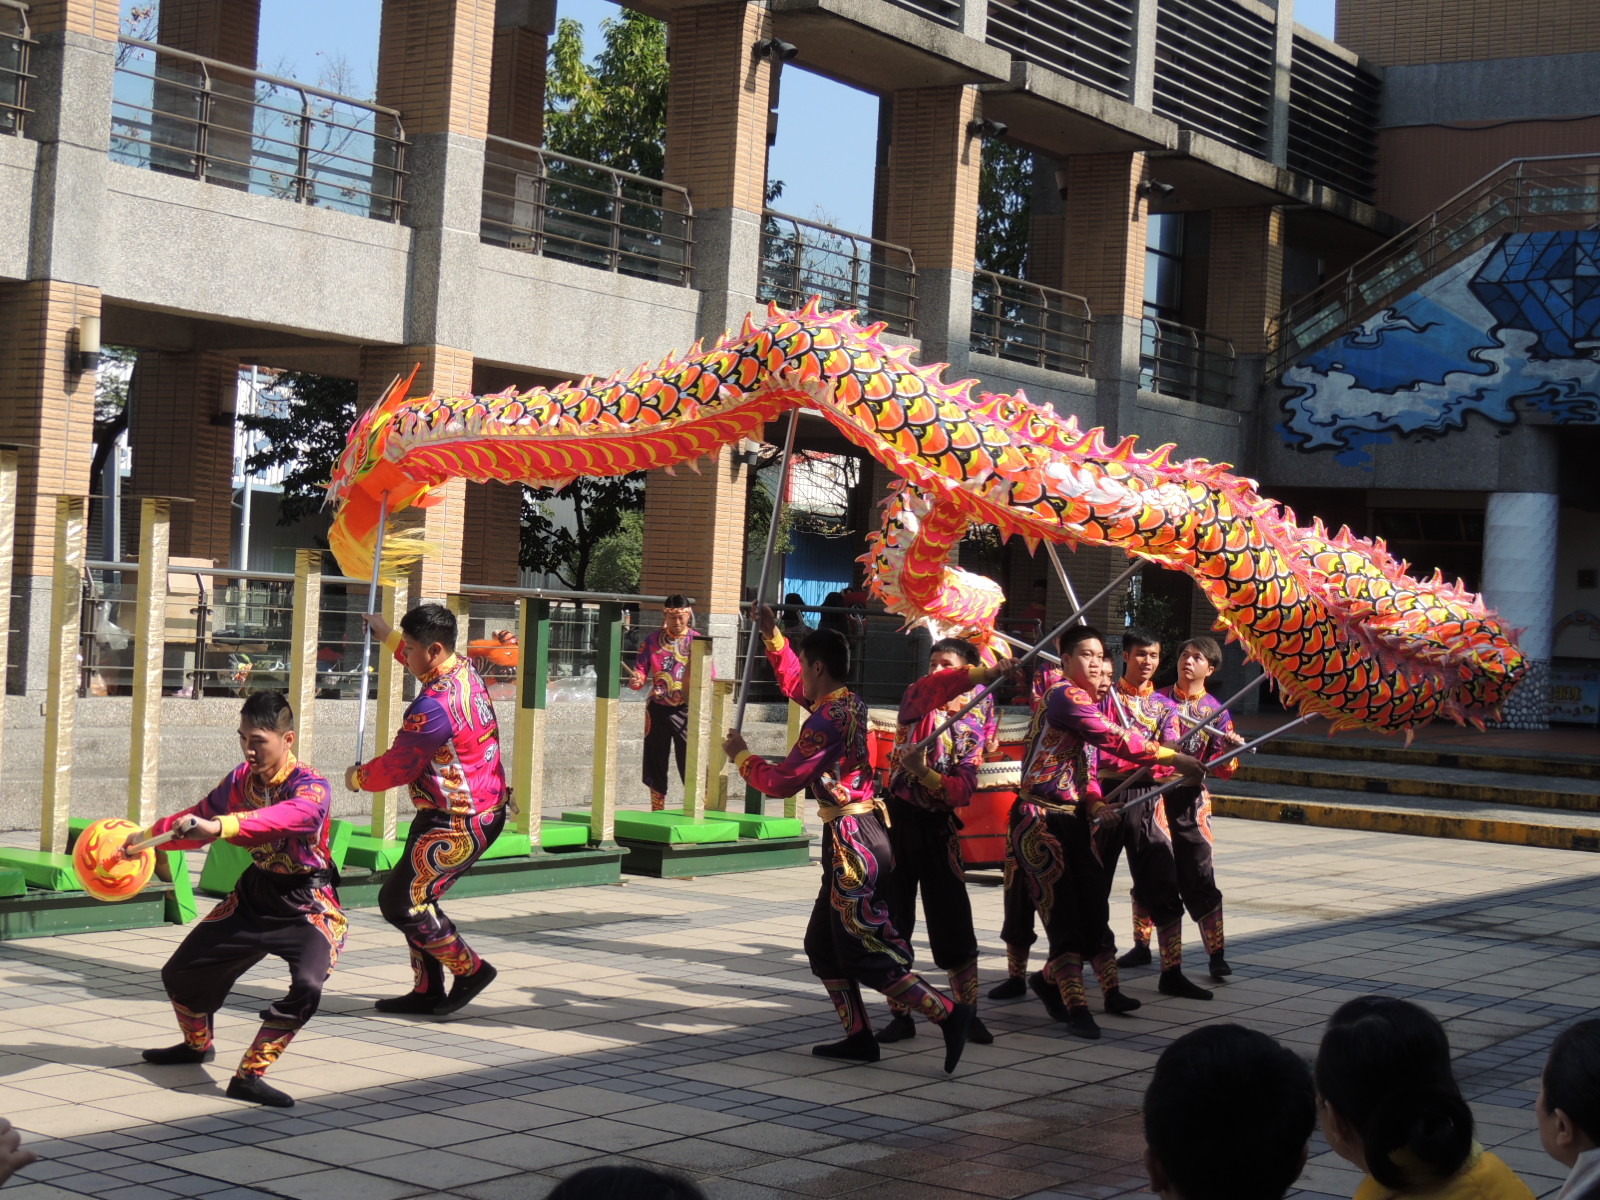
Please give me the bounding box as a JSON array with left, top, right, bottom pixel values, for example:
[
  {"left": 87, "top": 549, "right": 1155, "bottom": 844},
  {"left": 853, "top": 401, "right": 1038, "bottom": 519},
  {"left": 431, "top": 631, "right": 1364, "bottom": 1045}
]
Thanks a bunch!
[{"left": 1541, "top": 1019, "right": 1600, "bottom": 1200}]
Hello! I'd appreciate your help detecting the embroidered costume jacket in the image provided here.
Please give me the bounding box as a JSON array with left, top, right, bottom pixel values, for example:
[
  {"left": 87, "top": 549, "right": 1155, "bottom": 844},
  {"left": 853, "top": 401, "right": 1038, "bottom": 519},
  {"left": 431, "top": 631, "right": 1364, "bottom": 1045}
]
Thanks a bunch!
[
  {"left": 885, "top": 667, "right": 992, "bottom": 813},
  {"left": 151, "top": 758, "right": 335, "bottom": 875},
  {"left": 1030, "top": 664, "right": 1064, "bottom": 711},
  {"left": 1097, "top": 679, "right": 1179, "bottom": 778},
  {"left": 1158, "top": 685, "right": 1240, "bottom": 781},
  {"left": 629, "top": 627, "right": 702, "bottom": 707},
  {"left": 1020, "top": 680, "right": 1167, "bottom": 814}
]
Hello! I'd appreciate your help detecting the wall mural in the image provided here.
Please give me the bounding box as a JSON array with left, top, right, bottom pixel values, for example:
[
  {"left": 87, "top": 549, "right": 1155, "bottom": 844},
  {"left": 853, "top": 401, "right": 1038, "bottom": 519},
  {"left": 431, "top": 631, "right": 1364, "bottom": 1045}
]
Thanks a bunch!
[{"left": 1280, "top": 230, "right": 1600, "bottom": 468}]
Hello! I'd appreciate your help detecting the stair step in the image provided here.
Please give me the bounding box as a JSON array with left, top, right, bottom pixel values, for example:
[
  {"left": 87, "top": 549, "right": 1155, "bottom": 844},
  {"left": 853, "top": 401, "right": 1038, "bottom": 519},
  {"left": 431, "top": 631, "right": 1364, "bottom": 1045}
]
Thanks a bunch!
[
  {"left": 1233, "top": 754, "right": 1600, "bottom": 812},
  {"left": 1257, "top": 736, "right": 1600, "bottom": 782},
  {"left": 1213, "top": 782, "right": 1600, "bottom": 853}
]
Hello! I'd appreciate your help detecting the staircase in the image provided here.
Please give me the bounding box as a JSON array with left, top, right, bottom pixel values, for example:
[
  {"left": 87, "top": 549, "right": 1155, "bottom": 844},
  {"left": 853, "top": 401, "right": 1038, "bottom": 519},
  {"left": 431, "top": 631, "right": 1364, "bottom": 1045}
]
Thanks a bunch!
[
  {"left": 1269, "top": 153, "right": 1600, "bottom": 373},
  {"left": 1212, "top": 733, "right": 1600, "bottom": 853}
]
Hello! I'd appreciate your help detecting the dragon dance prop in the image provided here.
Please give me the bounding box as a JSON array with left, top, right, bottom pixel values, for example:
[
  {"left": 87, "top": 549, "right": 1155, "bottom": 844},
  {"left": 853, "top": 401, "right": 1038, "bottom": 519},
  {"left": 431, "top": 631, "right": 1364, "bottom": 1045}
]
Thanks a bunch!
[{"left": 325, "top": 300, "right": 1526, "bottom": 736}]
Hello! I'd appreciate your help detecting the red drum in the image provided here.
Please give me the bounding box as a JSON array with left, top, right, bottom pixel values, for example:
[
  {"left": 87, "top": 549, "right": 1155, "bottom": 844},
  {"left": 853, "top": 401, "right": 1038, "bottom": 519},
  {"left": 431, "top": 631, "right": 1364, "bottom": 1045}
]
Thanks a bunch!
[{"left": 960, "top": 760, "right": 1021, "bottom": 870}]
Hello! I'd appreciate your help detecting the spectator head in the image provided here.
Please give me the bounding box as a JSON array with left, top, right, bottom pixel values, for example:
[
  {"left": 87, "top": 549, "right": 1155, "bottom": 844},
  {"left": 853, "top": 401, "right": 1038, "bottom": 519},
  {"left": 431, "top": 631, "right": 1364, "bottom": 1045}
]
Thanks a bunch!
[
  {"left": 1144, "top": 1024, "right": 1316, "bottom": 1200},
  {"left": 797, "top": 628, "right": 850, "bottom": 701},
  {"left": 1539, "top": 1019, "right": 1600, "bottom": 1168},
  {"left": 1057, "top": 623, "right": 1106, "bottom": 689},
  {"left": 929, "top": 637, "right": 981, "bottom": 671},
  {"left": 546, "top": 1165, "right": 706, "bottom": 1200},
  {"left": 1314, "top": 996, "right": 1474, "bottom": 1191}
]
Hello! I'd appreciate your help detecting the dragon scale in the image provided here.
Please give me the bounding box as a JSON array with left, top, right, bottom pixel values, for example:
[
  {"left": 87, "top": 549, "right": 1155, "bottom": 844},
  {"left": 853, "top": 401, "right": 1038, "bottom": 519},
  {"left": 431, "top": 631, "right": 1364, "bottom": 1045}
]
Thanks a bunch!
[{"left": 327, "top": 301, "right": 1526, "bottom": 734}]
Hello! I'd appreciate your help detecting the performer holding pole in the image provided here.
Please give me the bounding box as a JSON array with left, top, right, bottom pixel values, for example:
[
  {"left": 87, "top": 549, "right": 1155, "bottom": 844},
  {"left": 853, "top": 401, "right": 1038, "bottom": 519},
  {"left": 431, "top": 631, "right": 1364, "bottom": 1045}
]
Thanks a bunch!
[
  {"left": 347, "top": 602, "right": 506, "bottom": 1016},
  {"left": 139, "top": 692, "right": 345, "bottom": 1108},
  {"left": 722, "top": 622, "right": 976, "bottom": 1074}
]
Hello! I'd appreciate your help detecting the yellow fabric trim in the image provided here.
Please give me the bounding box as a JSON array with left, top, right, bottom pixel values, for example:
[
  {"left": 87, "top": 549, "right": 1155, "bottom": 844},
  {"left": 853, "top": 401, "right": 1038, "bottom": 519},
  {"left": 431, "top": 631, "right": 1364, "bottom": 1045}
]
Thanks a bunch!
[
  {"left": 734, "top": 750, "right": 753, "bottom": 771},
  {"left": 764, "top": 631, "right": 787, "bottom": 653},
  {"left": 382, "top": 630, "right": 403, "bottom": 654},
  {"left": 919, "top": 768, "right": 946, "bottom": 793},
  {"left": 1153, "top": 745, "right": 1176, "bottom": 763},
  {"left": 216, "top": 813, "right": 243, "bottom": 839}
]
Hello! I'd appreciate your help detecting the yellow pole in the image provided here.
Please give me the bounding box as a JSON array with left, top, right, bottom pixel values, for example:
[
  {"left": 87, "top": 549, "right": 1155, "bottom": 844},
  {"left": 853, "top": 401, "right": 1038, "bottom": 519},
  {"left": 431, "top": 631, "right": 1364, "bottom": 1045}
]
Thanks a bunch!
[
  {"left": 126, "top": 498, "right": 171, "bottom": 826},
  {"left": 286, "top": 549, "right": 323, "bottom": 762},
  {"left": 707, "top": 679, "right": 734, "bottom": 811},
  {"left": 371, "top": 579, "right": 406, "bottom": 841},
  {"left": 784, "top": 698, "right": 806, "bottom": 820},
  {"left": 681, "top": 637, "right": 713, "bottom": 820},
  {"left": 590, "top": 602, "right": 622, "bottom": 847},
  {"left": 514, "top": 597, "right": 550, "bottom": 842},
  {"left": 40, "top": 495, "right": 87, "bottom": 854},
  {"left": 0, "top": 448, "right": 17, "bottom": 782}
]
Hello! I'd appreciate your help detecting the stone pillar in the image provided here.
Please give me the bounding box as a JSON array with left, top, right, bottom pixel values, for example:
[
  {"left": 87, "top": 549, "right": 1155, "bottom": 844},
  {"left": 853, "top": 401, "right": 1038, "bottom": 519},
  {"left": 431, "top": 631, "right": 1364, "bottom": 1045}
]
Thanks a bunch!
[
  {"left": 357, "top": 345, "right": 475, "bottom": 600},
  {"left": 0, "top": 281, "right": 99, "bottom": 697},
  {"left": 1482, "top": 492, "right": 1557, "bottom": 730},
  {"left": 1206, "top": 206, "right": 1284, "bottom": 355},
  {"left": 881, "top": 85, "right": 983, "bottom": 362},
  {"left": 462, "top": 480, "right": 523, "bottom": 588},
  {"left": 1126, "top": 0, "right": 1158, "bottom": 109},
  {"left": 639, "top": 447, "right": 749, "bottom": 622},
  {"left": 126, "top": 350, "right": 238, "bottom": 565},
  {"left": 153, "top": 0, "right": 261, "bottom": 188},
  {"left": 1266, "top": 0, "right": 1295, "bottom": 166},
  {"left": 489, "top": 0, "right": 553, "bottom": 145},
  {"left": 155, "top": 0, "right": 260, "bottom": 63}
]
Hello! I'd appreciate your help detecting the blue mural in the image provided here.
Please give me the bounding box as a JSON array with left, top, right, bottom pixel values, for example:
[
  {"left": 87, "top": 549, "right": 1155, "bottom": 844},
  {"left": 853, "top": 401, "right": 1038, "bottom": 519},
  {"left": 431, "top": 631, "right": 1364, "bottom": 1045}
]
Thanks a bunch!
[{"left": 1280, "top": 231, "right": 1600, "bottom": 468}]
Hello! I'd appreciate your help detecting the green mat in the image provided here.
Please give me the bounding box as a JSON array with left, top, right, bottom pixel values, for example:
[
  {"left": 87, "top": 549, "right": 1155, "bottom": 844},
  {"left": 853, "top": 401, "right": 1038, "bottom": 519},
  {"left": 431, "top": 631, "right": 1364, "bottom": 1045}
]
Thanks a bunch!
[
  {"left": 0, "top": 849, "right": 80, "bottom": 892},
  {"left": 560, "top": 811, "right": 741, "bottom": 845},
  {"left": 348, "top": 821, "right": 413, "bottom": 842},
  {"left": 198, "top": 838, "right": 254, "bottom": 896},
  {"left": 162, "top": 850, "right": 198, "bottom": 924},
  {"left": 715, "top": 812, "right": 805, "bottom": 840},
  {"left": 342, "top": 834, "right": 407, "bottom": 871},
  {"left": 536, "top": 822, "right": 590, "bottom": 849},
  {"left": 0, "top": 869, "right": 24, "bottom": 899}
]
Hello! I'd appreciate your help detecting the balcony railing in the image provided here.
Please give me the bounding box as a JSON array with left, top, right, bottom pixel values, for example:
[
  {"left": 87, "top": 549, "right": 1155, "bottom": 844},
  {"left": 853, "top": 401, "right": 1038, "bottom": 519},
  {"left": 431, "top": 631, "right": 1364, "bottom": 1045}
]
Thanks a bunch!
[
  {"left": 986, "top": 0, "right": 1135, "bottom": 98},
  {"left": 0, "top": 1, "right": 33, "bottom": 137},
  {"left": 1153, "top": 0, "right": 1275, "bottom": 156},
  {"left": 970, "top": 271, "right": 1092, "bottom": 376},
  {"left": 1140, "top": 316, "right": 1235, "bottom": 407},
  {"left": 481, "top": 137, "right": 693, "bottom": 286},
  {"left": 110, "top": 36, "right": 406, "bottom": 221},
  {"left": 759, "top": 210, "right": 917, "bottom": 337}
]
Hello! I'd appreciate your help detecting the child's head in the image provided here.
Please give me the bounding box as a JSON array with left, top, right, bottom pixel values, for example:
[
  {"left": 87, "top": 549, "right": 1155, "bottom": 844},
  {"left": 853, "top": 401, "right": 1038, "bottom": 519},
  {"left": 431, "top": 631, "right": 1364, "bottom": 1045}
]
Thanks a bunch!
[
  {"left": 798, "top": 628, "right": 850, "bottom": 702},
  {"left": 546, "top": 1165, "right": 705, "bottom": 1200},
  {"left": 1177, "top": 638, "right": 1223, "bottom": 689},
  {"left": 399, "top": 603, "right": 458, "bottom": 677},
  {"left": 1314, "top": 996, "right": 1473, "bottom": 1191},
  {"left": 1144, "top": 1024, "right": 1316, "bottom": 1200},
  {"left": 237, "top": 691, "right": 295, "bottom": 774},
  {"left": 1057, "top": 624, "right": 1105, "bottom": 689},
  {"left": 929, "top": 637, "right": 981, "bottom": 672},
  {"left": 1539, "top": 1019, "right": 1600, "bottom": 1168}
]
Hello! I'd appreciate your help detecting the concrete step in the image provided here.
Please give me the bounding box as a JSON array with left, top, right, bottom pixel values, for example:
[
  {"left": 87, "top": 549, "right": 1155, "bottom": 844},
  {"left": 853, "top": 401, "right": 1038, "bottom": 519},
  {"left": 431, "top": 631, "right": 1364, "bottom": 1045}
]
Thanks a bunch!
[
  {"left": 1258, "top": 735, "right": 1600, "bottom": 782},
  {"left": 1232, "top": 753, "right": 1600, "bottom": 813},
  {"left": 1213, "top": 781, "right": 1600, "bottom": 853}
]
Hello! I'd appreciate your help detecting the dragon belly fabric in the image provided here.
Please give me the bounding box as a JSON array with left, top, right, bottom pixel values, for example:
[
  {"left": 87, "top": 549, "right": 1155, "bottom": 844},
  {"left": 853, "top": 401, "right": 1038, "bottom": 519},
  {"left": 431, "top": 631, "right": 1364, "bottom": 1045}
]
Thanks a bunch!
[{"left": 326, "top": 300, "right": 1526, "bottom": 735}]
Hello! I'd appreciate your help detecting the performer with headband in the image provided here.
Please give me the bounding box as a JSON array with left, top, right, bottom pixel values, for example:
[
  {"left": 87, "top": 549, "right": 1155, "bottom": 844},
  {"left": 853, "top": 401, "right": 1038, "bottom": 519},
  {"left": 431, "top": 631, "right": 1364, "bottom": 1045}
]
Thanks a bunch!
[
  {"left": 1013, "top": 625, "right": 1203, "bottom": 1039},
  {"left": 348, "top": 602, "right": 505, "bottom": 1017},
  {"left": 723, "top": 610, "right": 975, "bottom": 1074},
  {"left": 876, "top": 638, "right": 1017, "bottom": 1049},
  {"left": 628, "top": 594, "right": 702, "bottom": 812},
  {"left": 139, "top": 691, "right": 345, "bottom": 1108}
]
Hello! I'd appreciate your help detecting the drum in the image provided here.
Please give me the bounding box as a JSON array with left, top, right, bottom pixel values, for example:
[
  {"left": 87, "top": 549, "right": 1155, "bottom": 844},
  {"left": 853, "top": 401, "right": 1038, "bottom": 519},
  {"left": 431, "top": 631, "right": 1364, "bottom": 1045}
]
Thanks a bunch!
[
  {"left": 867, "top": 708, "right": 899, "bottom": 773},
  {"left": 992, "top": 705, "right": 1032, "bottom": 763},
  {"left": 961, "top": 760, "right": 1021, "bottom": 870}
]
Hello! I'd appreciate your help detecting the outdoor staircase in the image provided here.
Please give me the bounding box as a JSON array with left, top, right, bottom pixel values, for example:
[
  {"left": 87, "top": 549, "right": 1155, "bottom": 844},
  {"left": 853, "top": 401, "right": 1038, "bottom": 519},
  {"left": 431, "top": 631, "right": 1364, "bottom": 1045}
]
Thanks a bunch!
[
  {"left": 1211, "top": 733, "right": 1600, "bottom": 852},
  {"left": 1269, "top": 153, "right": 1600, "bottom": 374}
]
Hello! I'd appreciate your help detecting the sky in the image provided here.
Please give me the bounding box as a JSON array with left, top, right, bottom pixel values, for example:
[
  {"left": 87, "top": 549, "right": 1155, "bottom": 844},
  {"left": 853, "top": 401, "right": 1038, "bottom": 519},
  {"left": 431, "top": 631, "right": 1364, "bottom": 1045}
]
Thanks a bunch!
[{"left": 128, "top": 0, "right": 1341, "bottom": 240}]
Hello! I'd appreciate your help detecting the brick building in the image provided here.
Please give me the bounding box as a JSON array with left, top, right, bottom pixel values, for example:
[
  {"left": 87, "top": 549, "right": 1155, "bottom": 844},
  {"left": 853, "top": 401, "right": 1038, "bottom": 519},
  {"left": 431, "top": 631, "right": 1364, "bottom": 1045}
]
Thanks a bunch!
[{"left": 1, "top": 0, "right": 1595, "bottom": 725}]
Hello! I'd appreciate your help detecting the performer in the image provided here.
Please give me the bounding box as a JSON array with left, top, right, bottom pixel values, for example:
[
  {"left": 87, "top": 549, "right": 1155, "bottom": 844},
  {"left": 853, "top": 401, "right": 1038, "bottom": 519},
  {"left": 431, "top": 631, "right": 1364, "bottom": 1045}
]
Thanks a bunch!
[
  {"left": 1150, "top": 636, "right": 1242, "bottom": 990},
  {"left": 348, "top": 602, "right": 505, "bottom": 1016},
  {"left": 628, "top": 595, "right": 701, "bottom": 812},
  {"left": 140, "top": 691, "right": 345, "bottom": 1108},
  {"left": 876, "top": 638, "right": 1016, "bottom": 1048},
  {"left": 1013, "top": 625, "right": 1202, "bottom": 1039},
  {"left": 722, "top": 614, "right": 975, "bottom": 1073}
]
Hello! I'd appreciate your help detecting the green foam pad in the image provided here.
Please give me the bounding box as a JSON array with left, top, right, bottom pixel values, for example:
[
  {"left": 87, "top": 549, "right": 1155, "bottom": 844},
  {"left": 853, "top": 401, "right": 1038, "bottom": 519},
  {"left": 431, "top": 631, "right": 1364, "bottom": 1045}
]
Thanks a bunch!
[
  {"left": 349, "top": 821, "right": 414, "bottom": 842},
  {"left": 0, "top": 869, "right": 24, "bottom": 898},
  {"left": 560, "top": 811, "right": 741, "bottom": 845},
  {"left": 718, "top": 812, "right": 806, "bottom": 840},
  {"left": 342, "top": 834, "right": 407, "bottom": 871},
  {"left": 163, "top": 850, "right": 198, "bottom": 924},
  {"left": 0, "top": 849, "right": 81, "bottom": 892},
  {"left": 538, "top": 821, "right": 591, "bottom": 848},
  {"left": 481, "top": 832, "right": 532, "bottom": 860},
  {"left": 198, "top": 838, "right": 254, "bottom": 896},
  {"left": 328, "top": 819, "right": 355, "bottom": 869}
]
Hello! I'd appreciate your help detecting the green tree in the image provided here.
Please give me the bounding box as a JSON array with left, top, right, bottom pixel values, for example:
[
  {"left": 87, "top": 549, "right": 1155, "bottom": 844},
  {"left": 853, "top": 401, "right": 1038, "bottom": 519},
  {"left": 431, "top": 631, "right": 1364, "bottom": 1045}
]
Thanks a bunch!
[
  {"left": 546, "top": 11, "right": 668, "bottom": 175},
  {"left": 521, "top": 473, "right": 646, "bottom": 591},
  {"left": 586, "top": 507, "right": 645, "bottom": 594},
  {"left": 238, "top": 371, "right": 359, "bottom": 527},
  {"left": 977, "top": 139, "right": 1034, "bottom": 278}
]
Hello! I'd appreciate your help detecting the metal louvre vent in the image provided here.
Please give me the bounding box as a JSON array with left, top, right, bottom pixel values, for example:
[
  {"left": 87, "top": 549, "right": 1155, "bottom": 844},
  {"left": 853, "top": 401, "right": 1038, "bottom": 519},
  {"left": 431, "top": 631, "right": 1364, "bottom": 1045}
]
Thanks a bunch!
[
  {"left": 885, "top": 0, "right": 962, "bottom": 28},
  {"left": 1153, "top": 0, "right": 1274, "bottom": 155},
  {"left": 1287, "top": 35, "right": 1379, "bottom": 202},
  {"left": 986, "top": 0, "right": 1136, "bottom": 98}
]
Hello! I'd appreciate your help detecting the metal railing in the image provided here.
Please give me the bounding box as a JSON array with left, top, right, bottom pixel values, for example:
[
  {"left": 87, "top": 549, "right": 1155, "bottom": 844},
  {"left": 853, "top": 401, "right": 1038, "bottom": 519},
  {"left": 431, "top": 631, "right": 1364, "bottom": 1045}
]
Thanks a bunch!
[
  {"left": 1270, "top": 154, "right": 1600, "bottom": 372},
  {"left": 759, "top": 210, "right": 917, "bottom": 337},
  {"left": 1153, "top": 0, "right": 1275, "bottom": 156},
  {"left": 481, "top": 136, "right": 694, "bottom": 287},
  {"left": 986, "top": 0, "right": 1135, "bottom": 98},
  {"left": 0, "top": 1, "right": 32, "bottom": 137},
  {"left": 110, "top": 36, "right": 406, "bottom": 221},
  {"left": 970, "top": 271, "right": 1092, "bottom": 376},
  {"left": 1140, "top": 316, "right": 1235, "bottom": 407},
  {"left": 737, "top": 601, "right": 933, "bottom": 706}
]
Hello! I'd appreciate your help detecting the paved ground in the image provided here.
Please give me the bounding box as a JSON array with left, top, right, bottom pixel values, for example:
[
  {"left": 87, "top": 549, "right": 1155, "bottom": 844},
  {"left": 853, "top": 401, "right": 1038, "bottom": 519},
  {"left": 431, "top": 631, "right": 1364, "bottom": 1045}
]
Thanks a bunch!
[{"left": 1, "top": 817, "right": 1596, "bottom": 1200}]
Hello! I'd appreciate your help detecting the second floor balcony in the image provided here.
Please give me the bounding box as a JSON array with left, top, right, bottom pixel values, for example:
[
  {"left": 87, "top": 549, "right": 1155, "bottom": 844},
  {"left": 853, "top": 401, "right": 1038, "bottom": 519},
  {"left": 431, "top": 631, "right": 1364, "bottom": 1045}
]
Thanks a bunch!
[
  {"left": 0, "top": 0, "right": 32, "bottom": 137},
  {"left": 758, "top": 211, "right": 917, "bottom": 338}
]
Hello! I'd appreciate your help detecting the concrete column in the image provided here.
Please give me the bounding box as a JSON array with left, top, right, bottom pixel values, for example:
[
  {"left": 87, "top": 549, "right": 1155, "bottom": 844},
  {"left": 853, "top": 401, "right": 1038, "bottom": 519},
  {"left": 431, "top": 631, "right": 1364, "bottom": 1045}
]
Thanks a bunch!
[
  {"left": 1126, "top": 0, "right": 1159, "bottom": 109},
  {"left": 1266, "top": 0, "right": 1295, "bottom": 166},
  {"left": 1206, "top": 206, "right": 1285, "bottom": 355},
  {"left": 0, "top": 281, "right": 100, "bottom": 698},
  {"left": 1481, "top": 491, "right": 1558, "bottom": 730},
  {"left": 153, "top": 0, "right": 262, "bottom": 189},
  {"left": 881, "top": 85, "right": 984, "bottom": 363},
  {"left": 462, "top": 480, "right": 523, "bottom": 587},
  {"left": 489, "top": 0, "right": 554, "bottom": 146},
  {"left": 126, "top": 350, "right": 238, "bottom": 565}
]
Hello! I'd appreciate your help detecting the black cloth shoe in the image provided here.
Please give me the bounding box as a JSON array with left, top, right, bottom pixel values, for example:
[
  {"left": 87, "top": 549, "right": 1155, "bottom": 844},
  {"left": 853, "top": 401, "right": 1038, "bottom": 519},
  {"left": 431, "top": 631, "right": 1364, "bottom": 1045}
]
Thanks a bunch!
[
  {"left": 968, "top": 1015, "right": 994, "bottom": 1046},
  {"left": 1065, "top": 1006, "right": 1101, "bottom": 1040},
  {"left": 1103, "top": 987, "right": 1141, "bottom": 1015},
  {"left": 1159, "top": 969, "right": 1214, "bottom": 1001},
  {"left": 813, "top": 1030, "right": 880, "bottom": 1063},
  {"left": 875, "top": 1013, "right": 916, "bottom": 1043},
  {"left": 434, "top": 962, "right": 498, "bottom": 1016},
  {"left": 941, "top": 1003, "right": 975, "bottom": 1074},
  {"left": 142, "top": 1043, "right": 214, "bottom": 1065},
  {"left": 227, "top": 1074, "right": 293, "bottom": 1108},
  {"left": 374, "top": 991, "right": 441, "bottom": 1014},
  {"left": 988, "top": 975, "right": 1027, "bottom": 1001},
  {"left": 1209, "top": 953, "right": 1232, "bottom": 979},
  {"left": 1029, "top": 971, "right": 1071, "bottom": 1022},
  {"left": 1116, "top": 944, "right": 1152, "bottom": 969}
]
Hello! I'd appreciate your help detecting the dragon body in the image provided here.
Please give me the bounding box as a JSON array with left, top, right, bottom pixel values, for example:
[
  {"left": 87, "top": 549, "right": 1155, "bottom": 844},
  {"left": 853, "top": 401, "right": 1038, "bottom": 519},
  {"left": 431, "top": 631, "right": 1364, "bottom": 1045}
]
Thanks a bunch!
[{"left": 327, "top": 301, "right": 1526, "bottom": 734}]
